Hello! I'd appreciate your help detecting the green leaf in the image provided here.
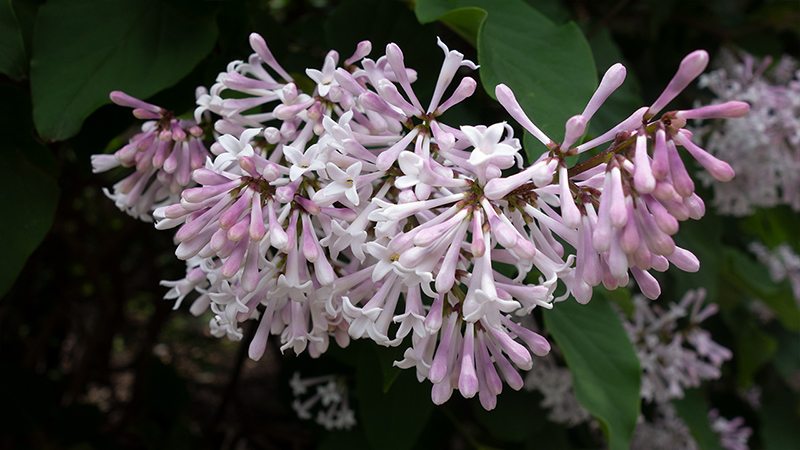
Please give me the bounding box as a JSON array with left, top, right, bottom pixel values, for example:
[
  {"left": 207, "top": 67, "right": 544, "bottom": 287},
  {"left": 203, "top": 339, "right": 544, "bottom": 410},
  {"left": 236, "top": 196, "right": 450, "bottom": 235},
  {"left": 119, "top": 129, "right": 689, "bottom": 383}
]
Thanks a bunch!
[
  {"left": 374, "top": 344, "right": 405, "bottom": 392},
  {"left": 0, "top": 0, "right": 27, "bottom": 80},
  {"left": 722, "top": 308, "right": 778, "bottom": 388},
  {"left": 761, "top": 378, "right": 800, "bottom": 450},
  {"left": 723, "top": 247, "right": 800, "bottom": 331},
  {"left": 597, "top": 285, "right": 634, "bottom": 318},
  {"left": 543, "top": 295, "right": 640, "bottom": 450},
  {"left": 0, "top": 84, "right": 59, "bottom": 298},
  {"left": 356, "top": 344, "right": 435, "bottom": 450},
  {"left": 736, "top": 325, "right": 777, "bottom": 388},
  {"left": 429, "top": 7, "right": 487, "bottom": 47},
  {"left": 30, "top": 0, "right": 218, "bottom": 141},
  {"left": 416, "top": 0, "right": 597, "bottom": 161},
  {"left": 673, "top": 213, "right": 725, "bottom": 302},
  {"left": 772, "top": 326, "right": 800, "bottom": 383},
  {"left": 672, "top": 388, "right": 724, "bottom": 450},
  {"left": 739, "top": 206, "right": 800, "bottom": 249}
]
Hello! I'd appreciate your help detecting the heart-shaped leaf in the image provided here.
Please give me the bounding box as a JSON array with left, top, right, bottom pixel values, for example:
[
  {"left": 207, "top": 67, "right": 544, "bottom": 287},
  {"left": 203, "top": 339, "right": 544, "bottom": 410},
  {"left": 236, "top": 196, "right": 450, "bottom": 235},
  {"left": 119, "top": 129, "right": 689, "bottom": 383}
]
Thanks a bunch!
[{"left": 30, "top": 0, "right": 218, "bottom": 141}]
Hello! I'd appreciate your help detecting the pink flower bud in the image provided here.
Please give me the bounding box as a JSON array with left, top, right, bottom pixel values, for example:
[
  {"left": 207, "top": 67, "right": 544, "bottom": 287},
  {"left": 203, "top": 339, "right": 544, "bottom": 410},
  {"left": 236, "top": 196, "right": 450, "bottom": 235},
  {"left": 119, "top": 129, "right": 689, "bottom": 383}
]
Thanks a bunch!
[
  {"left": 673, "top": 130, "right": 735, "bottom": 182},
  {"left": 133, "top": 108, "right": 161, "bottom": 120},
  {"left": 249, "top": 33, "right": 293, "bottom": 82},
  {"left": 110, "top": 91, "right": 162, "bottom": 113},
  {"left": 437, "top": 77, "right": 477, "bottom": 114},
  {"left": 667, "top": 246, "right": 700, "bottom": 272},
  {"left": 562, "top": 115, "right": 587, "bottom": 150},
  {"left": 674, "top": 101, "right": 749, "bottom": 119},
  {"left": 495, "top": 84, "right": 553, "bottom": 147},
  {"left": 666, "top": 138, "right": 695, "bottom": 197},
  {"left": 647, "top": 50, "right": 709, "bottom": 118},
  {"left": 559, "top": 164, "right": 581, "bottom": 229},
  {"left": 582, "top": 63, "right": 627, "bottom": 121},
  {"left": 459, "top": 323, "right": 479, "bottom": 398},
  {"left": 631, "top": 267, "right": 660, "bottom": 299},
  {"left": 345, "top": 40, "right": 372, "bottom": 65},
  {"left": 608, "top": 166, "right": 628, "bottom": 228},
  {"left": 633, "top": 129, "right": 656, "bottom": 193},
  {"left": 430, "top": 313, "right": 458, "bottom": 384}
]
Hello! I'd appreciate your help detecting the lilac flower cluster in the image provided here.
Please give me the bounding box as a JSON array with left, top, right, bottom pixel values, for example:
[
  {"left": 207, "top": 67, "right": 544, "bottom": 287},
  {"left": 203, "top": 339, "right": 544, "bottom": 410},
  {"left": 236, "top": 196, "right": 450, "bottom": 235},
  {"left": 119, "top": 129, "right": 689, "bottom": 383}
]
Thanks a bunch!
[
  {"left": 91, "top": 91, "right": 211, "bottom": 221},
  {"left": 694, "top": 50, "right": 800, "bottom": 216},
  {"left": 623, "top": 289, "right": 732, "bottom": 404},
  {"left": 92, "top": 33, "right": 747, "bottom": 409}
]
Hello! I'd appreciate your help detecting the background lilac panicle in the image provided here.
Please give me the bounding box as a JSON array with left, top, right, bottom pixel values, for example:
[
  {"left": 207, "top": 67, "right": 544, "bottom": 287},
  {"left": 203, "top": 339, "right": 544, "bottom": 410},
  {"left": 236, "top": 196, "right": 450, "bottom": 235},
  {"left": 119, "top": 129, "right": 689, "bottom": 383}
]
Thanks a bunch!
[
  {"left": 693, "top": 50, "right": 800, "bottom": 216},
  {"left": 749, "top": 241, "right": 800, "bottom": 306},
  {"left": 523, "top": 289, "right": 750, "bottom": 450},
  {"left": 625, "top": 289, "right": 732, "bottom": 405},
  {"left": 88, "top": 27, "right": 751, "bottom": 413},
  {"left": 289, "top": 371, "right": 356, "bottom": 431}
]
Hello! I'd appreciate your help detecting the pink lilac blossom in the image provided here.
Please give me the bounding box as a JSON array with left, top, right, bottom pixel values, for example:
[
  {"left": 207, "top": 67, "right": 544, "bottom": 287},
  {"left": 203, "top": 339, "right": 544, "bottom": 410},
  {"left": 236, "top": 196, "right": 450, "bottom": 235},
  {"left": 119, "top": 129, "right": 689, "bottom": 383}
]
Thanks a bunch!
[
  {"left": 91, "top": 90, "right": 212, "bottom": 221},
  {"left": 488, "top": 50, "right": 745, "bottom": 304},
  {"left": 693, "top": 50, "right": 800, "bottom": 216},
  {"left": 91, "top": 33, "right": 747, "bottom": 409},
  {"left": 623, "top": 289, "right": 732, "bottom": 404}
]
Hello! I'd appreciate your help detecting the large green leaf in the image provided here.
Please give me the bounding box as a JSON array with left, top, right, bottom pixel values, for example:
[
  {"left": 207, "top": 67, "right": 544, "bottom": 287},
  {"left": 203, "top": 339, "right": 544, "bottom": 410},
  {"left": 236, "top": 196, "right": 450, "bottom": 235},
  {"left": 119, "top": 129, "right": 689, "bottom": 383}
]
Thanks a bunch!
[
  {"left": 355, "top": 344, "right": 435, "bottom": 450},
  {"left": 414, "top": 4, "right": 486, "bottom": 47},
  {"left": 0, "top": 85, "right": 59, "bottom": 298},
  {"left": 30, "top": 0, "right": 218, "bottom": 141},
  {"left": 416, "top": 0, "right": 597, "bottom": 161},
  {"left": 0, "top": 0, "right": 26, "bottom": 80},
  {"left": 543, "top": 294, "right": 640, "bottom": 450}
]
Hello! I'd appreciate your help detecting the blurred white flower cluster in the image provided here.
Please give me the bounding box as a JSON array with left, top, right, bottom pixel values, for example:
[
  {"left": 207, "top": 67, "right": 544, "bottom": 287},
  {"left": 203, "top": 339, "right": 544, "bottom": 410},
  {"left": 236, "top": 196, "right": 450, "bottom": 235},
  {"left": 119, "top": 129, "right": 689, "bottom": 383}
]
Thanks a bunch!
[
  {"left": 750, "top": 241, "right": 800, "bottom": 305},
  {"left": 695, "top": 50, "right": 800, "bottom": 216},
  {"left": 289, "top": 372, "right": 355, "bottom": 430},
  {"left": 523, "top": 289, "right": 748, "bottom": 450}
]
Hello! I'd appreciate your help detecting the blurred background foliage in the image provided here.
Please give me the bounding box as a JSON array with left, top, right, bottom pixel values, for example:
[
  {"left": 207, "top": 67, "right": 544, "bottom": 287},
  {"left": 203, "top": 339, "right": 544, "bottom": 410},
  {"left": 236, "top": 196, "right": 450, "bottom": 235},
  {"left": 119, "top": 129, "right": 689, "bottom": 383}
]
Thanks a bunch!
[{"left": 1, "top": 0, "right": 799, "bottom": 449}]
